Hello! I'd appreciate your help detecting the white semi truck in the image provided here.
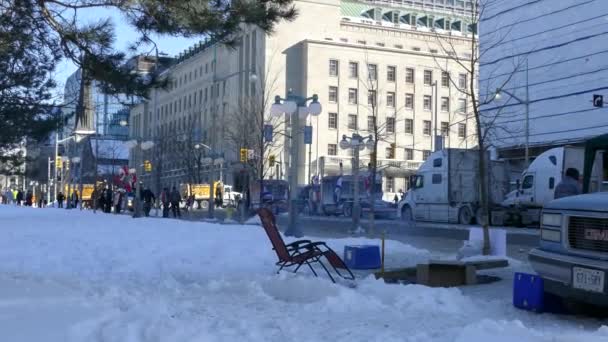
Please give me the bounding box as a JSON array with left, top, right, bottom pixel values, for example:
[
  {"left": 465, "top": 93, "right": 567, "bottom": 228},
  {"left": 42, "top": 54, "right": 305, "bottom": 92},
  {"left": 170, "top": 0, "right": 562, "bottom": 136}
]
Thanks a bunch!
[{"left": 397, "top": 146, "right": 600, "bottom": 225}]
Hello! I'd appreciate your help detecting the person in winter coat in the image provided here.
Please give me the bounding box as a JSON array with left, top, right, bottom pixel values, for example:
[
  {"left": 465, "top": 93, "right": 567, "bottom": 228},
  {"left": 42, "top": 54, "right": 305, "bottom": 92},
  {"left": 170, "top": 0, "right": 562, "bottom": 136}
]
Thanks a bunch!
[
  {"left": 170, "top": 186, "right": 181, "bottom": 218},
  {"left": 142, "top": 187, "right": 155, "bottom": 217},
  {"left": 57, "top": 192, "right": 65, "bottom": 208},
  {"left": 160, "top": 188, "right": 170, "bottom": 218},
  {"left": 25, "top": 191, "right": 33, "bottom": 206},
  {"left": 71, "top": 190, "right": 79, "bottom": 209},
  {"left": 554, "top": 168, "right": 582, "bottom": 199},
  {"left": 104, "top": 188, "right": 113, "bottom": 213},
  {"left": 113, "top": 190, "right": 122, "bottom": 214},
  {"left": 16, "top": 190, "right": 24, "bottom": 206}
]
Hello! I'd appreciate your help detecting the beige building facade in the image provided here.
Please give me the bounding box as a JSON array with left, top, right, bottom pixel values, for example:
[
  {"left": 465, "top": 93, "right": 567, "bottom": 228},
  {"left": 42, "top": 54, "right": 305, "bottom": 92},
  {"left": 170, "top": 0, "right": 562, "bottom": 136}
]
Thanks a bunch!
[{"left": 130, "top": 0, "right": 477, "bottom": 196}]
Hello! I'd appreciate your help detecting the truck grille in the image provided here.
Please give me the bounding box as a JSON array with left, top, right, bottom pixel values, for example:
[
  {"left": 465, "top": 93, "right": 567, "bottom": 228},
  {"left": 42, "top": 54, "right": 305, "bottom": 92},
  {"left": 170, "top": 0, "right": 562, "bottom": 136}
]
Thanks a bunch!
[{"left": 568, "top": 216, "right": 608, "bottom": 253}]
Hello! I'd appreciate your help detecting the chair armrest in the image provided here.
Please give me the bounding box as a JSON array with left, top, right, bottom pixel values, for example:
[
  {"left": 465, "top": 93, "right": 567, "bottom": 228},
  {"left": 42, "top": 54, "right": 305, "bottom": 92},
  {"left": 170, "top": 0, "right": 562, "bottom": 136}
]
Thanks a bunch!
[
  {"left": 298, "top": 241, "right": 329, "bottom": 251},
  {"left": 286, "top": 240, "right": 312, "bottom": 247}
]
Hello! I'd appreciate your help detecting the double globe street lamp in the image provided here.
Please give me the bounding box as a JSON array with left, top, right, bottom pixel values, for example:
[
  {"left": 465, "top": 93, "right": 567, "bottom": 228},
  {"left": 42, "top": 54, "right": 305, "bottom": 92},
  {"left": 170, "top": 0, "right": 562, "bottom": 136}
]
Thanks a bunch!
[
  {"left": 270, "top": 90, "right": 322, "bottom": 237},
  {"left": 339, "top": 133, "right": 374, "bottom": 233}
]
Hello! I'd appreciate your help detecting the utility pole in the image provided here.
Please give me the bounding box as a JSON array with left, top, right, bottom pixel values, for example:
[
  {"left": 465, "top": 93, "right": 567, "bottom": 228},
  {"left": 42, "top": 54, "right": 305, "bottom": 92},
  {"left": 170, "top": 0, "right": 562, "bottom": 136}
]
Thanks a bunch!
[{"left": 524, "top": 58, "right": 530, "bottom": 169}]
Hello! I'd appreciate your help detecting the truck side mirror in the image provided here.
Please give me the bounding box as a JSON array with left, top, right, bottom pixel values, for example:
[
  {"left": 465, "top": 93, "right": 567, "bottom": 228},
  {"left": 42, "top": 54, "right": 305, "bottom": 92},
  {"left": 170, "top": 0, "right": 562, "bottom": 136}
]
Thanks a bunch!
[{"left": 516, "top": 179, "right": 521, "bottom": 196}]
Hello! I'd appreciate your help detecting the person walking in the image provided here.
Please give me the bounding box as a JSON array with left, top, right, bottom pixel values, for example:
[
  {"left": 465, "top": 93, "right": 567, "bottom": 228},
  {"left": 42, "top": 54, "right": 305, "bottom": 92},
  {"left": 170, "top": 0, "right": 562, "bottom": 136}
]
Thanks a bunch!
[
  {"left": 554, "top": 168, "right": 582, "bottom": 199},
  {"left": 160, "top": 187, "right": 170, "bottom": 218},
  {"left": 71, "top": 190, "right": 79, "bottom": 209},
  {"left": 56, "top": 192, "right": 65, "bottom": 208},
  {"left": 25, "top": 191, "right": 33, "bottom": 206},
  {"left": 113, "top": 190, "right": 122, "bottom": 214},
  {"left": 16, "top": 190, "right": 23, "bottom": 206},
  {"left": 142, "top": 187, "right": 155, "bottom": 217},
  {"left": 104, "top": 187, "right": 113, "bottom": 213},
  {"left": 170, "top": 186, "right": 181, "bottom": 218}
]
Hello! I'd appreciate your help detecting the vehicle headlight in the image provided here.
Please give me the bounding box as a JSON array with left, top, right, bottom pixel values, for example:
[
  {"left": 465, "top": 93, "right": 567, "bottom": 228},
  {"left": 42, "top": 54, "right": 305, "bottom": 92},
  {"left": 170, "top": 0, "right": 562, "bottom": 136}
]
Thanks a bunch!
[
  {"left": 541, "top": 213, "right": 562, "bottom": 227},
  {"left": 541, "top": 229, "right": 561, "bottom": 242}
]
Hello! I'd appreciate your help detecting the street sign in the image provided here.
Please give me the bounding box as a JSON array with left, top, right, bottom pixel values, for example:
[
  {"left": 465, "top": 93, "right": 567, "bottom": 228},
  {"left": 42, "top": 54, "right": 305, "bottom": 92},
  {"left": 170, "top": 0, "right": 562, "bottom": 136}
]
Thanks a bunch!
[
  {"left": 304, "top": 126, "right": 312, "bottom": 144},
  {"left": 264, "top": 124, "right": 273, "bottom": 142},
  {"left": 240, "top": 148, "right": 248, "bottom": 162},
  {"left": 593, "top": 94, "right": 603, "bottom": 108}
]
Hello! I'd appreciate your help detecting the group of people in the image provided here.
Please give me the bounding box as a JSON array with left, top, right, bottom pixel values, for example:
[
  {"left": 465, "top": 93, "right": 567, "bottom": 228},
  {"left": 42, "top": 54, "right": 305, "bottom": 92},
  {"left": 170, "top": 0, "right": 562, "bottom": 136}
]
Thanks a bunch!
[
  {"left": 55, "top": 190, "right": 79, "bottom": 209},
  {"left": 2, "top": 188, "right": 48, "bottom": 207},
  {"left": 159, "top": 187, "right": 182, "bottom": 218}
]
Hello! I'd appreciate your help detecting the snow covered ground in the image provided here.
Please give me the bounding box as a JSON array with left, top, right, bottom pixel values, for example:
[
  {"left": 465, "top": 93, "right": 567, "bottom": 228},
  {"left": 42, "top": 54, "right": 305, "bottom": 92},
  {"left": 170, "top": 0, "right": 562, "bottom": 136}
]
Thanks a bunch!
[{"left": 0, "top": 206, "right": 607, "bottom": 342}]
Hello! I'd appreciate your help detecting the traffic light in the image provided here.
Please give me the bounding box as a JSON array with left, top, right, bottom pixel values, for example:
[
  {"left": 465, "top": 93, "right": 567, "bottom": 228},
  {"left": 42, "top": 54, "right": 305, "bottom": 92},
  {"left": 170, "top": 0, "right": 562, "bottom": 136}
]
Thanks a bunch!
[
  {"left": 65, "top": 160, "right": 70, "bottom": 170},
  {"left": 240, "top": 148, "right": 248, "bottom": 162},
  {"left": 269, "top": 155, "right": 275, "bottom": 167},
  {"left": 56, "top": 157, "right": 63, "bottom": 169},
  {"left": 144, "top": 160, "right": 152, "bottom": 172}
]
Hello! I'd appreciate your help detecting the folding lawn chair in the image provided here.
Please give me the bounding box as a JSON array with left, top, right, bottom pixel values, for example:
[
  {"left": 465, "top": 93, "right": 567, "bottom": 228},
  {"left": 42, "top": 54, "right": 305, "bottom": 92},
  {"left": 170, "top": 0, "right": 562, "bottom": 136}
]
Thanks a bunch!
[{"left": 257, "top": 208, "right": 355, "bottom": 283}]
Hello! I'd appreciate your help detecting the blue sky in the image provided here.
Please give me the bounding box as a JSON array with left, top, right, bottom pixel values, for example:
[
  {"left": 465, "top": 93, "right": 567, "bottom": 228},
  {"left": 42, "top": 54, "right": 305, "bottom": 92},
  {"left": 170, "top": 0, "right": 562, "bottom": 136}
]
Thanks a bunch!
[{"left": 53, "top": 8, "right": 199, "bottom": 100}]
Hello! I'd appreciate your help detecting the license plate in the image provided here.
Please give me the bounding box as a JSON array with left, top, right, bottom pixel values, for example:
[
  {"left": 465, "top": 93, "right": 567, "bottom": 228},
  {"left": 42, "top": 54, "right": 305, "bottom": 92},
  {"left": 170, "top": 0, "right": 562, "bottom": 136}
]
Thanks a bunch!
[{"left": 572, "top": 267, "right": 605, "bottom": 293}]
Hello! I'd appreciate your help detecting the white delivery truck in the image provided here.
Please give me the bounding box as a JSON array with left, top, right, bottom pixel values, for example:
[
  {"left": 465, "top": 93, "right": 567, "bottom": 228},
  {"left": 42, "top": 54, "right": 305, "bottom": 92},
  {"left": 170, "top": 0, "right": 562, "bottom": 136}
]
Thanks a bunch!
[
  {"left": 398, "top": 146, "right": 600, "bottom": 225},
  {"left": 397, "top": 149, "right": 509, "bottom": 224}
]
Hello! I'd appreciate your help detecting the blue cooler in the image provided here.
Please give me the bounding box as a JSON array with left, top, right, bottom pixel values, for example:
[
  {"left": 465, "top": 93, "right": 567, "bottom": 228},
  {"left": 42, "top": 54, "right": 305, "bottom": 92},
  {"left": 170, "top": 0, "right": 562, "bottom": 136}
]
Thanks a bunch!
[
  {"left": 344, "top": 245, "right": 381, "bottom": 269},
  {"left": 513, "top": 272, "right": 545, "bottom": 312}
]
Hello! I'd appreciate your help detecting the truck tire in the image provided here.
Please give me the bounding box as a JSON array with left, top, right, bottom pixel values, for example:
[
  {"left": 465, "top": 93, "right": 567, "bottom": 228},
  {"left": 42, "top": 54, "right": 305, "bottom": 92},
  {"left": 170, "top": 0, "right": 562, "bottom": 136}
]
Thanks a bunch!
[
  {"left": 201, "top": 200, "right": 209, "bottom": 210},
  {"left": 401, "top": 206, "right": 413, "bottom": 222},
  {"left": 459, "top": 207, "right": 473, "bottom": 225}
]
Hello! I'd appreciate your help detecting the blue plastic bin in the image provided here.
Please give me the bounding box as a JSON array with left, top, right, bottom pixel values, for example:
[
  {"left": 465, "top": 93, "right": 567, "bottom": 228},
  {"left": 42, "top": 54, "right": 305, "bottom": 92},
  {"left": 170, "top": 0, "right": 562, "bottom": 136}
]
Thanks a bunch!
[
  {"left": 344, "top": 245, "right": 381, "bottom": 269},
  {"left": 513, "top": 272, "right": 545, "bottom": 312}
]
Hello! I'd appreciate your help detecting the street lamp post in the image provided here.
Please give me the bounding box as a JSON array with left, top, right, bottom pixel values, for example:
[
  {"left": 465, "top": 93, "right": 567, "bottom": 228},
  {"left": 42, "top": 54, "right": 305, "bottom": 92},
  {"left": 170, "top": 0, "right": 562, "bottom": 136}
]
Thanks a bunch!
[
  {"left": 125, "top": 138, "right": 155, "bottom": 218},
  {"left": 195, "top": 143, "right": 224, "bottom": 220},
  {"left": 270, "top": 90, "right": 322, "bottom": 237},
  {"left": 340, "top": 134, "right": 374, "bottom": 233},
  {"left": 493, "top": 60, "right": 530, "bottom": 168}
]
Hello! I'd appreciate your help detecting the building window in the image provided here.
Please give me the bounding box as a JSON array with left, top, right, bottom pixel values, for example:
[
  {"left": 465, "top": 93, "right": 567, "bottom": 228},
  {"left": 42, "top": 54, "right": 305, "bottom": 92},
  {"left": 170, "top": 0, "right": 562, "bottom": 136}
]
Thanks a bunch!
[
  {"left": 387, "top": 92, "right": 395, "bottom": 107},
  {"left": 328, "top": 112, "right": 338, "bottom": 129},
  {"left": 328, "top": 144, "right": 337, "bottom": 156},
  {"left": 458, "top": 73, "right": 467, "bottom": 89},
  {"left": 423, "top": 120, "right": 431, "bottom": 135},
  {"left": 404, "top": 148, "right": 414, "bottom": 160},
  {"left": 405, "top": 68, "right": 415, "bottom": 84},
  {"left": 404, "top": 118, "right": 414, "bottom": 134},
  {"left": 441, "top": 97, "right": 450, "bottom": 112},
  {"left": 423, "top": 95, "right": 432, "bottom": 111},
  {"left": 441, "top": 72, "right": 450, "bottom": 87},
  {"left": 367, "top": 64, "right": 377, "bottom": 80},
  {"left": 458, "top": 123, "right": 467, "bottom": 138},
  {"left": 368, "top": 90, "right": 377, "bottom": 106},
  {"left": 348, "top": 88, "right": 358, "bottom": 104},
  {"left": 405, "top": 93, "right": 414, "bottom": 109},
  {"left": 441, "top": 122, "right": 449, "bottom": 136},
  {"left": 329, "top": 86, "right": 338, "bottom": 103},
  {"left": 349, "top": 62, "right": 359, "bottom": 78},
  {"left": 348, "top": 114, "right": 358, "bottom": 130},
  {"left": 423, "top": 150, "right": 431, "bottom": 161},
  {"left": 387, "top": 66, "right": 396, "bottom": 82},
  {"left": 424, "top": 70, "right": 433, "bottom": 86},
  {"left": 367, "top": 116, "right": 376, "bottom": 131},
  {"left": 385, "top": 147, "right": 395, "bottom": 159},
  {"left": 329, "top": 59, "right": 339, "bottom": 77},
  {"left": 386, "top": 117, "right": 395, "bottom": 134},
  {"left": 386, "top": 177, "right": 395, "bottom": 192},
  {"left": 458, "top": 99, "right": 467, "bottom": 113}
]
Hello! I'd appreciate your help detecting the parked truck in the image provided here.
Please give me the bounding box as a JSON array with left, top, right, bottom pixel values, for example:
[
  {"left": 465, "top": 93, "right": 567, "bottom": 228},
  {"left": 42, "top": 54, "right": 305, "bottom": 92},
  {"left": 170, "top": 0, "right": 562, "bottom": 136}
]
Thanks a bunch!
[
  {"left": 320, "top": 174, "right": 395, "bottom": 219},
  {"left": 397, "top": 149, "right": 509, "bottom": 224},
  {"left": 529, "top": 133, "right": 608, "bottom": 306},
  {"left": 398, "top": 146, "right": 601, "bottom": 225}
]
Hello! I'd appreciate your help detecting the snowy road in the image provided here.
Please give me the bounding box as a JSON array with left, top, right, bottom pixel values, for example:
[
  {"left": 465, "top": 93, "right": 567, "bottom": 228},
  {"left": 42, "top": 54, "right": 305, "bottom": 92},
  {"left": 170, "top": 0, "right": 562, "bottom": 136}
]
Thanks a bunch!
[{"left": 0, "top": 206, "right": 606, "bottom": 342}]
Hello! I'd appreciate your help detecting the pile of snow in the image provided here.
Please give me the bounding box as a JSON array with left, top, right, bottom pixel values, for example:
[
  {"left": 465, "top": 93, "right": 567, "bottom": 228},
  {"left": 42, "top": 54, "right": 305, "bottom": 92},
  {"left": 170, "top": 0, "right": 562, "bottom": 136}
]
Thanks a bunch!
[{"left": 0, "top": 206, "right": 606, "bottom": 342}]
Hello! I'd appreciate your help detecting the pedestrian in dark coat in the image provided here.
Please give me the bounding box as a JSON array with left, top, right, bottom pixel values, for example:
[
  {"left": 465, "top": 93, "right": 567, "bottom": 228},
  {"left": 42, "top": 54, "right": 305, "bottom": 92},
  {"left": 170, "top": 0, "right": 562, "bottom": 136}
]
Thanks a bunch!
[
  {"left": 142, "top": 187, "right": 155, "bottom": 217},
  {"left": 160, "top": 188, "right": 170, "bottom": 218},
  {"left": 16, "top": 190, "right": 24, "bottom": 206},
  {"left": 57, "top": 192, "right": 65, "bottom": 208},
  {"left": 170, "top": 186, "right": 181, "bottom": 218},
  {"left": 104, "top": 188, "right": 113, "bottom": 213}
]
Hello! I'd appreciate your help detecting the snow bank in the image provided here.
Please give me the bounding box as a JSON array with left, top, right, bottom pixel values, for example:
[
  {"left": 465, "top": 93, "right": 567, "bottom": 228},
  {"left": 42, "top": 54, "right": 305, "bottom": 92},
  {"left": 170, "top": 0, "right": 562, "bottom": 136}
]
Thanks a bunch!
[{"left": 0, "top": 206, "right": 605, "bottom": 342}]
